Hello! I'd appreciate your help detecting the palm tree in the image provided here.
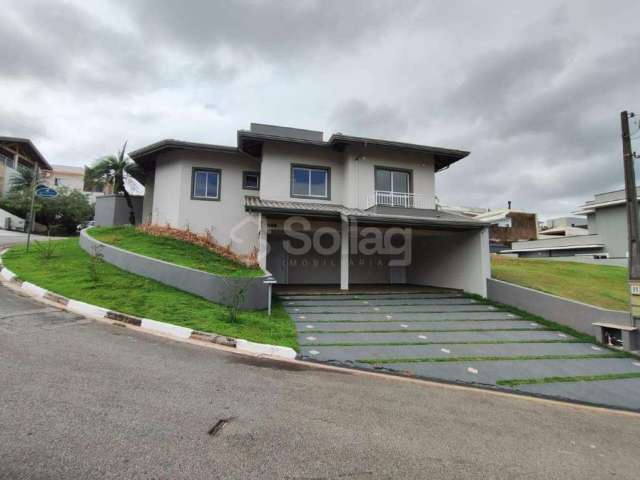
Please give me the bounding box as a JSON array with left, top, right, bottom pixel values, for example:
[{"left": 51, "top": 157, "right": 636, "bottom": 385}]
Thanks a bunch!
[
  {"left": 87, "top": 142, "right": 145, "bottom": 225},
  {"left": 9, "top": 165, "right": 44, "bottom": 193}
]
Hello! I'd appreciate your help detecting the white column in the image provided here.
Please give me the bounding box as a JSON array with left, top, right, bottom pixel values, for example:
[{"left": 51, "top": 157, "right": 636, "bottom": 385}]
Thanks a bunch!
[
  {"left": 340, "top": 215, "right": 349, "bottom": 290},
  {"left": 258, "top": 213, "right": 268, "bottom": 271}
]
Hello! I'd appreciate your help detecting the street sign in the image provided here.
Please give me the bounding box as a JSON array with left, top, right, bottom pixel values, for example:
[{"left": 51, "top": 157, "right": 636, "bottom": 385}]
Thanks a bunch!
[{"left": 35, "top": 185, "right": 58, "bottom": 198}]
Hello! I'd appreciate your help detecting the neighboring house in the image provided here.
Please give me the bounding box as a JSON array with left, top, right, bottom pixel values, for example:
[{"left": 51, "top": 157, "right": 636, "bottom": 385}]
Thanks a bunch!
[
  {"left": 471, "top": 209, "right": 538, "bottom": 252},
  {"left": 503, "top": 188, "right": 632, "bottom": 258},
  {"left": 0, "top": 137, "right": 52, "bottom": 230},
  {"left": 129, "top": 123, "right": 491, "bottom": 295},
  {"left": 441, "top": 206, "right": 538, "bottom": 253},
  {"left": 538, "top": 226, "right": 589, "bottom": 238},
  {"left": 543, "top": 216, "right": 587, "bottom": 230},
  {"left": 439, "top": 204, "right": 488, "bottom": 218},
  {"left": 46, "top": 164, "right": 109, "bottom": 203},
  {"left": 0, "top": 136, "right": 52, "bottom": 197}
]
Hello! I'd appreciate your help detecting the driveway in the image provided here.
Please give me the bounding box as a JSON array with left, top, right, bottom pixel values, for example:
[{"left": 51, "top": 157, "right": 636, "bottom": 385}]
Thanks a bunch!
[
  {"left": 0, "top": 228, "right": 66, "bottom": 248},
  {"left": 2, "top": 284, "right": 640, "bottom": 479},
  {"left": 283, "top": 290, "right": 640, "bottom": 411}
]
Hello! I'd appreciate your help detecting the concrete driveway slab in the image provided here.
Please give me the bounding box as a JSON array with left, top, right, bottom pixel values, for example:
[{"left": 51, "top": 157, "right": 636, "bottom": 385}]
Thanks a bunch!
[
  {"left": 291, "top": 304, "right": 498, "bottom": 314},
  {"left": 299, "top": 329, "right": 573, "bottom": 345},
  {"left": 279, "top": 293, "right": 463, "bottom": 301},
  {"left": 295, "top": 320, "right": 544, "bottom": 332},
  {"left": 376, "top": 358, "right": 640, "bottom": 386},
  {"left": 301, "top": 342, "right": 611, "bottom": 362},
  {"left": 284, "top": 298, "right": 477, "bottom": 307},
  {"left": 516, "top": 379, "right": 640, "bottom": 411},
  {"left": 290, "top": 311, "right": 520, "bottom": 321}
]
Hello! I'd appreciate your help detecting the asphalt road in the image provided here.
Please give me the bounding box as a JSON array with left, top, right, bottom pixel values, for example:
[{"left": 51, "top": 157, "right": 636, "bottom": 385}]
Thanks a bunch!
[{"left": 1, "top": 285, "right": 640, "bottom": 479}]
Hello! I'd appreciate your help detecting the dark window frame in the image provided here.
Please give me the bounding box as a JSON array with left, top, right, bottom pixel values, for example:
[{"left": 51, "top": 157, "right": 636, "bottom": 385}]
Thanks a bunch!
[
  {"left": 374, "top": 166, "right": 414, "bottom": 194},
  {"left": 290, "top": 164, "right": 331, "bottom": 200},
  {"left": 190, "top": 167, "right": 222, "bottom": 201},
  {"left": 242, "top": 170, "right": 260, "bottom": 190}
]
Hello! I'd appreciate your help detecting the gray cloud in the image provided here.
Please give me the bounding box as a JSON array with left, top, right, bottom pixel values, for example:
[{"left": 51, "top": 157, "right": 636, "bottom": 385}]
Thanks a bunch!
[
  {"left": 329, "top": 99, "right": 408, "bottom": 139},
  {"left": 1, "top": 0, "right": 639, "bottom": 219}
]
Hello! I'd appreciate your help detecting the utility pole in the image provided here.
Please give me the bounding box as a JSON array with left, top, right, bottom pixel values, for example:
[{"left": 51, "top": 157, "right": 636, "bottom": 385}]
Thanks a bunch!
[
  {"left": 25, "top": 165, "right": 39, "bottom": 253},
  {"left": 621, "top": 110, "right": 640, "bottom": 327}
]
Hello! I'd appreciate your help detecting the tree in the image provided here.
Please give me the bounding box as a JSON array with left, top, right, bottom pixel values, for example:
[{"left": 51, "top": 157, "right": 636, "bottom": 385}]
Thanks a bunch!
[
  {"left": 0, "top": 186, "right": 94, "bottom": 235},
  {"left": 86, "top": 142, "right": 144, "bottom": 225},
  {"left": 9, "top": 165, "right": 44, "bottom": 192}
]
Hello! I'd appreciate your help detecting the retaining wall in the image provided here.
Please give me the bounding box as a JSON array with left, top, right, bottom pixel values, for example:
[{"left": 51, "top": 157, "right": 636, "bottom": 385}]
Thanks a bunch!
[
  {"left": 487, "top": 278, "right": 630, "bottom": 336},
  {"left": 80, "top": 228, "right": 269, "bottom": 309}
]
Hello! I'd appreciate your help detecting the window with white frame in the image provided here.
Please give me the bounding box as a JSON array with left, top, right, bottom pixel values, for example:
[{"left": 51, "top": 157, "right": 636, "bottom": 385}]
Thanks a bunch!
[
  {"left": 374, "top": 167, "right": 412, "bottom": 207},
  {"left": 291, "top": 165, "right": 330, "bottom": 199},
  {"left": 191, "top": 168, "right": 221, "bottom": 200}
]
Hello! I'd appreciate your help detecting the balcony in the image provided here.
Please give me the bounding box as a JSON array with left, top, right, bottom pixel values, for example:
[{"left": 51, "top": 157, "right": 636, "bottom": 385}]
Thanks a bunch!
[{"left": 367, "top": 191, "right": 429, "bottom": 209}]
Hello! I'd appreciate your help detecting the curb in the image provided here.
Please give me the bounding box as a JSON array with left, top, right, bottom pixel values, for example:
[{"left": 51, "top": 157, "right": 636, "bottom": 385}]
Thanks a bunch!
[{"left": 0, "top": 253, "right": 296, "bottom": 361}]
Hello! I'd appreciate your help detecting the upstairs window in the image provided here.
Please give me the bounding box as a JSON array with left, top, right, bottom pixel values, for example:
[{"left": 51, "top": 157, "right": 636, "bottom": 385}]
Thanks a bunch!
[
  {"left": 375, "top": 167, "right": 412, "bottom": 207},
  {"left": 243, "top": 171, "right": 260, "bottom": 190},
  {"left": 191, "top": 168, "right": 221, "bottom": 200},
  {"left": 291, "top": 165, "right": 330, "bottom": 199}
]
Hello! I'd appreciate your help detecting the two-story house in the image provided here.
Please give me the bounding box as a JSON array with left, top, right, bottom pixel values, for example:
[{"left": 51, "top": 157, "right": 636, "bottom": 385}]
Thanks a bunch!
[
  {"left": 0, "top": 136, "right": 52, "bottom": 197},
  {"left": 130, "top": 124, "right": 490, "bottom": 295}
]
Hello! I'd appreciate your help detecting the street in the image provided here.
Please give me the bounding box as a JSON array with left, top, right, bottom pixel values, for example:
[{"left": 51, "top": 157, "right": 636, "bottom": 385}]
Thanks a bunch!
[{"left": 1, "top": 284, "right": 639, "bottom": 479}]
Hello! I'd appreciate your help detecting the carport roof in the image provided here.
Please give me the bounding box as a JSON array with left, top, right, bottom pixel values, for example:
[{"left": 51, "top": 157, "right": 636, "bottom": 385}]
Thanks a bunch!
[{"left": 245, "top": 196, "right": 488, "bottom": 229}]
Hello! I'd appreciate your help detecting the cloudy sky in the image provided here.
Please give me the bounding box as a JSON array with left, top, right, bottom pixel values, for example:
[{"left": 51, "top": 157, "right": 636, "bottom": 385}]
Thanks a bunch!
[{"left": 2, "top": 0, "right": 640, "bottom": 219}]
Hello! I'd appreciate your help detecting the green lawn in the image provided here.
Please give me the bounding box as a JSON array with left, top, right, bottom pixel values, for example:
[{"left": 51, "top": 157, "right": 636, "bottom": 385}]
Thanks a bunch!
[
  {"left": 491, "top": 255, "right": 628, "bottom": 311},
  {"left": 2, "top": 239, "right": 297, "bottom": 349},
  {"left": 89, "top": 226, "right": 262, "bottom": 277}
]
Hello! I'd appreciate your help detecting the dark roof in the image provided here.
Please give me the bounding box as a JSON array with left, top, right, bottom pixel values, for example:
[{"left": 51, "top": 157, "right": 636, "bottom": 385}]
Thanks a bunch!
[
  {"left": 237, "top": 130, "right": 469, "bottom": 171},
  {"left": 129, "top": 139, "right": 243, "bottom": 169},
  {"left": 132, "top": 127, "right": 471, "bottom": 172},
  {"left": 0, "top": 136, "right": 52, "bottom": 170},
  {"left": 328, "top": 134, "right": 470, "bottom": 171},
  {"left": 245, "top": 196, "right": 488, "bottom": 229}
]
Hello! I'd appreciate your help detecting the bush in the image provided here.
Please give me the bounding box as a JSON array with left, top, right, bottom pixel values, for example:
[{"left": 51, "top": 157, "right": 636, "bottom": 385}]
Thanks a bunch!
[{"left": 0, "top": 187, "right": 94, "bottom": 235}]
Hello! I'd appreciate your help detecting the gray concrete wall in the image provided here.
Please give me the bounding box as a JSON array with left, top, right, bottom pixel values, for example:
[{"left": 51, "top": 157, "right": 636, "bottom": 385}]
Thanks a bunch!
[
  {"left": 487, "top": 278, "right": 629, "bottom": 336},
  {"left": 95, "top": 195, "right": 144, "bottom": 227},
  {"left": 141, "top": 170, "right": 155, "bottom": 224},
  {"left": 594, "top": 204, "right": 628, "bottom": 258},
  {"left": 407, "top": 227, "right": 490, "bottom": 296},
  {"left": 80, "top": 228, "right": 269, "bottom": 309}
]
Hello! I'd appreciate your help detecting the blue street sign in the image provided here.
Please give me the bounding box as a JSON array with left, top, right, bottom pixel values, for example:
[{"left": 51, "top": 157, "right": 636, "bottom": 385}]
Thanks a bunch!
[{"left": 35, "top": 185, "right": 58, "bottom": 198}]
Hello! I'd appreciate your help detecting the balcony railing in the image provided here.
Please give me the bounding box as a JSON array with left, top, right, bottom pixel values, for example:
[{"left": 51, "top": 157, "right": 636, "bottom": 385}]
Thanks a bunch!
[{"left": 368, "top": 191, "right": 429, "bottom": 209}]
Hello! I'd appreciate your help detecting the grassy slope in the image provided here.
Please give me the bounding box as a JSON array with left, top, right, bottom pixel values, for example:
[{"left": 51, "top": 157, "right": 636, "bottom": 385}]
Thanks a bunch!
[
  {"left": 2, "top": 239, "right": 297, "bottom": 349},
  {"left": 491, "top": 255, "right": 628, "bottom": 311},
  {"left": 89, "top": 226, "right": 262, "bottom": 277}
]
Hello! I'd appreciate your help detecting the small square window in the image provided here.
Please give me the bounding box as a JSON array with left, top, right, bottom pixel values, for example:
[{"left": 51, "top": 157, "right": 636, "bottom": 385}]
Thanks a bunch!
[
  {"left": 243, "top": 171, "right": 260, "bottom": 190},
  {"left": 191, "top": 168, "right": 220, "bottom": 200}
]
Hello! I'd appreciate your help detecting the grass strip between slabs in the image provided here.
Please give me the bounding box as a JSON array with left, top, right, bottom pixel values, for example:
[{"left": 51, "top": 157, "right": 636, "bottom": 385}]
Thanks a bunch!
[
  {"left": 304, "top": 328, "right": 551, "bottom": 334},
  {"left": 497, "top": 372, "right": 640, "bottom": 388}
]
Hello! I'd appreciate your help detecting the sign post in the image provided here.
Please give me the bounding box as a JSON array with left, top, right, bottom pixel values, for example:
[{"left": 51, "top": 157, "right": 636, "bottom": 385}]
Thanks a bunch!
[{"left": 25, "top": 166, "right": 39, "bottom": 253}]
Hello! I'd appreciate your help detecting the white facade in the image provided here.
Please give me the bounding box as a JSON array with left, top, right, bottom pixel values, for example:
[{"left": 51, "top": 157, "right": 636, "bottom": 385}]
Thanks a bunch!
[
  {"left": 133, "top": 125, "right": 490, "bottom": 295},
  {"left": 148, "top": 149, "right": 261, "bottom": 255}
]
